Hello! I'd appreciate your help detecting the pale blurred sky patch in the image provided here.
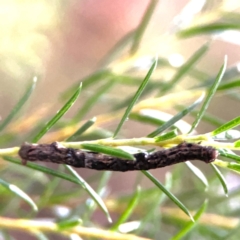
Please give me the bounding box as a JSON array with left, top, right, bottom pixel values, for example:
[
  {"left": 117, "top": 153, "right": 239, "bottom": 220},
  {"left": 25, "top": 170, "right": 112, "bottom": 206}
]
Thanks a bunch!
[{"left": 0, "top": 0, "right": 59, "bottom": 79}]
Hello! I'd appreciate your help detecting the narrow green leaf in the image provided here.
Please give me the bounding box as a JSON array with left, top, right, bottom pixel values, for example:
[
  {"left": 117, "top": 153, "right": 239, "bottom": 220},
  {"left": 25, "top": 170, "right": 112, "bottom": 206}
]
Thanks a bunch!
[
  {"left": 178, "top": 22, "right": 240, "bottom": 38},
  {"left": 81, "top": 143, "right": 135, "bottom": 160},
  {"left": 0, "top": 77, "right": 37, "bottom": 132},
  {"left": 78, "top": 70, "right": 112, "bottom": 89},
  {"left": 113, "top": 58, "right": 157, "bottom": 138},
  {"left": 85, "top": 171, "right": 112, "bottom": 214},
  {"left": 38, "top": 174, "right": 61, "bottom": 207},
  {"left": 223, "top": 162, "right": 240, "bottom": 174},
  {"left": 218, "top": 79, "right": 240, "bottom": 91},
  {"left": 136, "top": 173, "right": 172, "bottom": 236},
  {"left": 66, "top": 117, "right": 96, "bottom": 141},
  {"left": 3, "top": 156, "right": 88, "bottom": 185},
  {"left": 4, "top": 156, "right": 112, "bottom": 222},
  {"left": 185, "top": 161, "right": 208, "bottom": 189},
  {"left": 211, "top": 116, "right": 240, "bottom": 137},
  {"left": 216, "top": 160, "right": 240, "bottom": 178},
  {"left": 142, "top": 171, "right": 194, "bottom": 221},
  {"left": 32, "top": 83, "right": 82, "bottom": 143},
  {"left": 60, "top": 70, "right": 110, "bottom": 101},
  {"left": 211, "top": 163, "right": 228, "bottom": 196},
  {"left": 176, "top": 107, "right": 225, "bottom": 127},
  {"left": 111, "top": 186, "right": 141, "bottom": 231},
  {"left": 160, "top": 43, "right": 209, "bottom": 94},
  {"left": 73, "top": 81, "right": 114, "bottom": 122},
  {"left": 65, "top": 165, "right": 112, "bottom": 223},
  {"left": 161, "top": 172, "right": 173, "bottom": 201},
  {"left": 57, "top": 218, "right": 82, "bottom": 230},
  {"left": 148, "top": 93, "right": 204, "bottom": 137},
  {"left": 199, "top": 64, "right": 240, "bottom": 89},
  {"left": 57, "top": 220, "right": 81, "bottom": 230},
  {"left": 0, "top": 178, "right": 38, "bottom": 212},
  {"left": 75, "top": 127, "right": 113, "bottom": 140},
  {"left": 189, "top": 56, "right": 227, "bottom": 133},
  {"left": 155, "top": 129, "right": 178, "bottom": 142},
  {"left": 66, "top": 121, "right": 112, "bottom": 222},
  {"left": 171, "top": 200, "right": 208, "bottom": 240},
  {"left": 130, "top": 0, "right": 159, "bottom": 54},
  {"left": 109, "top": 75, "right": 143, "bottom": 86},
  {"left": 234, "top": 140, "right": 240, "bottom": 148},
  {"left": 219, "top": 149, "right": 240, "bottom": 162},
  {"left": 97, "top": 171, "right": 112, "bottom": 192},
  {"left": 80, "top": 172, "right": 112, "bottom": 223},
  {"left": 129, "top": 112, "right": 165, "bottom": 126},
  {"left": 112, "top": 82, "right": 158, "bottom": 111}
]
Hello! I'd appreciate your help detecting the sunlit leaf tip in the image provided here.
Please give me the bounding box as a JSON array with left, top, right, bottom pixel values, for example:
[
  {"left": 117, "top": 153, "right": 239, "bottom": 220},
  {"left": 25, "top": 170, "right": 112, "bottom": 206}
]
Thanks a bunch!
[
  {"left": 211, "top": 163, "right": 228, "bottom": 197},
  {"left": 113, "top": 58, "right": 157, "bottom": 138},
  {"left": 32, "top": 83, "right": 82, "bottom": 142},
  {"left": 188, "top": 56, "right": 227, "bottom": 133},
  {"left": 142, "top": 171, "right": 194, "bottom": 222}
]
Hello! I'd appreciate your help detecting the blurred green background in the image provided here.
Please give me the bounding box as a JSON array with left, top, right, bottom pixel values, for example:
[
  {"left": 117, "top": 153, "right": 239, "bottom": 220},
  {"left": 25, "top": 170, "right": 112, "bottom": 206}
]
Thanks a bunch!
[{"left": 0, "top": 0, "right": 240, "bottom": 239}]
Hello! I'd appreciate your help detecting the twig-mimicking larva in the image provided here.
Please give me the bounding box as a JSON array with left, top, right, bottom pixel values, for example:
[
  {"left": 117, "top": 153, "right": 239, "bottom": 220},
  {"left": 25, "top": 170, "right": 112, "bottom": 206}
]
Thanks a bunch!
[{"left": 19, "top": 142, "right": 218, "bottom": 172}]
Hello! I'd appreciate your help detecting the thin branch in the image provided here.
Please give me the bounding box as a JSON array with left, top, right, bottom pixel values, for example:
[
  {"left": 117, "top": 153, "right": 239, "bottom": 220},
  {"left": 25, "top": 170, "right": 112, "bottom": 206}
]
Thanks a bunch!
[
  {"left": 18, "top": 142, "right": 217, "bottom": 171},
  {"left": 0, "top": 216, "right": 149, "bottom": 240}
]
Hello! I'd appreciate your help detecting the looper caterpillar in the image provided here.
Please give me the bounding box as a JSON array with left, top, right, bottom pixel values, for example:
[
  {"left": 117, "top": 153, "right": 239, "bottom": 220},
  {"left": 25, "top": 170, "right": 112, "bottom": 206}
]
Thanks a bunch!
[{"left": 18, "top": 142, "right": 218, "bottom": 171}]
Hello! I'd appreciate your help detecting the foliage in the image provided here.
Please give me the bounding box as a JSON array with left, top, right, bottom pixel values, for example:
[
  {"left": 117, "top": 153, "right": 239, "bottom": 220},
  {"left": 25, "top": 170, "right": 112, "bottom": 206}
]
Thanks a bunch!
[{"left": 1, "top": 1, "right": 240, "bottom": 239}]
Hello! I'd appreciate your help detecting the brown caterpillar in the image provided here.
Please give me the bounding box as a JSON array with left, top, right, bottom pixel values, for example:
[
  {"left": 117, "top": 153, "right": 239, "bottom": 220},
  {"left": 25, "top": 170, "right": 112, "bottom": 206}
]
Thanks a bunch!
[{"left": 18, "top": 142, "right": 218, "bottom": 172}]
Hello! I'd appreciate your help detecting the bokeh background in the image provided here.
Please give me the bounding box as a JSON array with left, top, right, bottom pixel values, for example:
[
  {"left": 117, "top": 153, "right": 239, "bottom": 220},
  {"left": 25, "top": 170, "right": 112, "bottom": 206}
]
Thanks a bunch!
[
  {"left": 1, "top": 0, "right": 239, "bottom": 110},
  {"left": 1, "top": 0, "right": 240, "bottom": 187},
  {"left": 1, "top": 0, "right": 240, "bottom": 239}
]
